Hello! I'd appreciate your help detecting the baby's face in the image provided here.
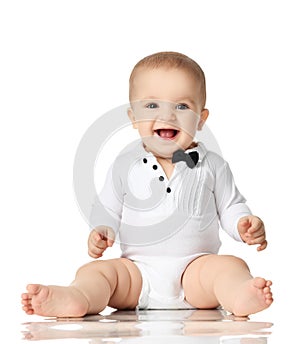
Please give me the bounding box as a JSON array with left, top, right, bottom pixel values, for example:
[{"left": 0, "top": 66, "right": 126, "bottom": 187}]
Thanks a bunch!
[{"left": 128, "top": 67, "right": 208, "bottom": 158}]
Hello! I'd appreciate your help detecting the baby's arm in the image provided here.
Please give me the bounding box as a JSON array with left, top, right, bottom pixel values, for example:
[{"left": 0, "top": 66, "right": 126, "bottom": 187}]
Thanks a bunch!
[
  {"left": 238, "top": 216, "right": 267, "bottom": 251},
  {"left": 88, "top": 162, "right": 123, "bottom": 258},
  {"left": 88, "top": 226, "right": 115, "bottom": 258},
  {"left": 212, "top": 155, "right": 267, "bottom": 251}
]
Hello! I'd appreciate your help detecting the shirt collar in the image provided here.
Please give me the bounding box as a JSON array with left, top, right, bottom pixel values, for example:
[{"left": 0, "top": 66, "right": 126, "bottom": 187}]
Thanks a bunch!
[
  {"left": 134, "top": 140, "right": 208, "bottom": 164},
  {"left": 185, "top": 142, "right": 208, "bottom": 164}
]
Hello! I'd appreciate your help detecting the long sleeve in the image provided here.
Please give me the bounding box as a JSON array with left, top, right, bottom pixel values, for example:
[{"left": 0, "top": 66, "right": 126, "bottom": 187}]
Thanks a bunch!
[
  {"left": 89, "top": 163, "right": 123, "bottom": 234},
  {"left": 213, "top": 160, "right": 252, "bottom": 241}
]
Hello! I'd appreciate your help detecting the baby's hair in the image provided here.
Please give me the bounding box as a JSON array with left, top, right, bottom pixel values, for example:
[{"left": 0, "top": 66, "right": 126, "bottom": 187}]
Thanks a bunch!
[{"left": 129, "top": 51, "right": 206, "bottom": 108}]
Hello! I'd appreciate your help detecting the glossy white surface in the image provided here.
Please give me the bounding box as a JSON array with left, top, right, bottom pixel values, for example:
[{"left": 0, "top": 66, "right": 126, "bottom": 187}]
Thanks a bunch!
[{"left": 21, "top": 308, "right": 273, "bottom": 343}]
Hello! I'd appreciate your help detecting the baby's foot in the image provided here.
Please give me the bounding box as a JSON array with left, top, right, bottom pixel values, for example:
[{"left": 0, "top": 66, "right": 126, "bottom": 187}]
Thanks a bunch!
[
  {"left": 21, "top": 284, "right": 89, "bottom": 317},
  {"left": 232, "top": 277, "right": 273, "bottom": 316}
]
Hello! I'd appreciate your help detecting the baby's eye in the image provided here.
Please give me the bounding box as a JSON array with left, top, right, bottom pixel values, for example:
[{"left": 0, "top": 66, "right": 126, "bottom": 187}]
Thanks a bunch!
[
  {"left": 176, "top": 103, "right": 189, "bottom": 110},
  {"left": 146, "top": 102, "right": 159, "bottom": 109}
]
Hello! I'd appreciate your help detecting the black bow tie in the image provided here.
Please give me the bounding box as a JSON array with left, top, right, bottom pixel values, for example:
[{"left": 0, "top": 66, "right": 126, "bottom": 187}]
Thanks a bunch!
[{"left": 172, "top": 149, "right": 199, "bottom": 169}]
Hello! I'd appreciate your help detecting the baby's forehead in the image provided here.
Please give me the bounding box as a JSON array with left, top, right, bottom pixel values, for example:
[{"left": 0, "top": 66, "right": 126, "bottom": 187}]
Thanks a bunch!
[
  {"left": 134, "top": 65, "right": 195, "bottom": 78},
  {"left": 131, "top": 67, "right": 201, "bottom": 92},
  {"left": 129, "top": 66, "right": 205, "bottom": 108}
]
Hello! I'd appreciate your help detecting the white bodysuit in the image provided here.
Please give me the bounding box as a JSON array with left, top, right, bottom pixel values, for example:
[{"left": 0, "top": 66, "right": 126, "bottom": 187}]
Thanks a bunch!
[{"left": 90, "top": 140, "right": 251, "bottom": 309}]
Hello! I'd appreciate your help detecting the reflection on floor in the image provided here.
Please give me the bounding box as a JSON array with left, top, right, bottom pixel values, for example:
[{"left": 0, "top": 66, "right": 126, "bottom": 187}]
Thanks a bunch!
[{"left": 22, "top": 308, "right": 272, "bottom": 343}]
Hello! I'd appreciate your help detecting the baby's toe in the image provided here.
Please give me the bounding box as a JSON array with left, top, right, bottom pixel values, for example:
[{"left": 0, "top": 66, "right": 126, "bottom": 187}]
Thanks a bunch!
[
  {"left": 266, "top": 280, "right": 272, "bottom": 287},
  {"left": 253, "top": 277, "right": 266, "bottom": 289},
  {"left": 26, "top": 284, "right": 41, "bottom": 294},
  {"left": 23, "top": 305, "right": 33, "bottom": 314},
  {"left": 21, "top": 298, "right": 30, "bottom": 306},
  {"left": 22, "top": 293, "right": 30, "bottom": 300}
]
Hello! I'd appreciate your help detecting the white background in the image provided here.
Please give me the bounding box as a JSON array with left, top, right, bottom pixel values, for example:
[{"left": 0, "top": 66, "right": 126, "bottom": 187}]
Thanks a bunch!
[{"left": 0, "top": 0, "right": 299, "bottom": 342}]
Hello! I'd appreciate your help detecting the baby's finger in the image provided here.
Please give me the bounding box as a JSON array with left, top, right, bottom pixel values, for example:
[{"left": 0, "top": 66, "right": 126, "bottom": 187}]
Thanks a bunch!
[
  {"left": 91, "top": 231, "right": 101, "bottom": 244},
  {"left": 88, "top": 250, "right": 102, "bottom": 259},
  {"left": 88, "top": 246, "right": 103, "bottom": 258},
  {"left": 239, "top": 217, "right": 250, "bottom": 227},
  {"left": 248, "top": 236, "right": 266, "bottom": 246},
  {"left": 92, "top": 235, "right": 109, "bottom": 250},
  {"left": 92, "top": 233, "right": 109, "bottom": 249},
  {"left": 257, "top": 240, "right": 268, "bottom": 251},
  {"left": 248, "top": 227, "right": 265, "bottom": 239},
  {"left": 96, "top": 242, "right": 109, "bottom": 250},
  {"left": 105, "top": 227, "right": 115, "bottom": 247},
  {"left": 248, "top": 218, "right": 264, "bottom": 233}
]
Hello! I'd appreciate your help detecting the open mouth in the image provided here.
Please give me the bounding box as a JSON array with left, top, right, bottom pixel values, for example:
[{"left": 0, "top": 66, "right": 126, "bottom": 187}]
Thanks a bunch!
[{"left": 154, "top": 128, "right": 180, "bottom": 140}]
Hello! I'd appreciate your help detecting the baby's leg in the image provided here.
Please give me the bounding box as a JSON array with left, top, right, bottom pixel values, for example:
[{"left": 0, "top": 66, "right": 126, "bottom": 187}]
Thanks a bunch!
[
  {"left": 21, "top": 258, "right": 142, "bottom": 317},
  {"left": 182, "top": 254, "right": 273, "bottom": 316}
]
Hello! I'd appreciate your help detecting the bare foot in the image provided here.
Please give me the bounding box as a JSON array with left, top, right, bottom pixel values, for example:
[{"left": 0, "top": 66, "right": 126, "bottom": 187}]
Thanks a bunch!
[
  {"left": 21, "top": 284, "right": 89, "bottom": 317},
  {"left": 232, "top": 277, "right": 273, "bottom": 316}
]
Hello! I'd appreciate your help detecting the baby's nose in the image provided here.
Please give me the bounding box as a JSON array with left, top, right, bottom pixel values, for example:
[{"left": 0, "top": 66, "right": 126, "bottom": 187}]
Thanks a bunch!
[{"left": 158, "top": 103, "right": 176, "bottom": 121}]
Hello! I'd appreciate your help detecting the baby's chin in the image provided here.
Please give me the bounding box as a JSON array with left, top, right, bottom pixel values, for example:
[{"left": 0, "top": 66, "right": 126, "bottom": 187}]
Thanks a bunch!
[{"left": 142, "top": 136, "right": 184, "bottom": 158}]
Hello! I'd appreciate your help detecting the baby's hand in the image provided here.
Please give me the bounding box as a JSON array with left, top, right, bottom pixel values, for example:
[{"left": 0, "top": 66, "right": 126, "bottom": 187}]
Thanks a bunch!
[
  {"left": 238, "top": 215, "right": 267, "bottom": 251},
  {"left": 88, "top": 226, "right": 115, "bottom": 258}
]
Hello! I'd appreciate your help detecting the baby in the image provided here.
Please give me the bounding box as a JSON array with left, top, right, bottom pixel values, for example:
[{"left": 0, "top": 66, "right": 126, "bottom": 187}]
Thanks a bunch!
[{"left": 21, "top": 52, "right": 273, "bottom": 317}]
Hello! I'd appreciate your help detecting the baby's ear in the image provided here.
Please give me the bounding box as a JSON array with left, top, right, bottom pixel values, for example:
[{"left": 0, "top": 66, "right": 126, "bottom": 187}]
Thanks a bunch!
[
  {"left": 127, "top": 107, "right": 138, "bottom": 129},
  {"left": 197, "top": 109, "right": 209, "bottom": 130}
]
